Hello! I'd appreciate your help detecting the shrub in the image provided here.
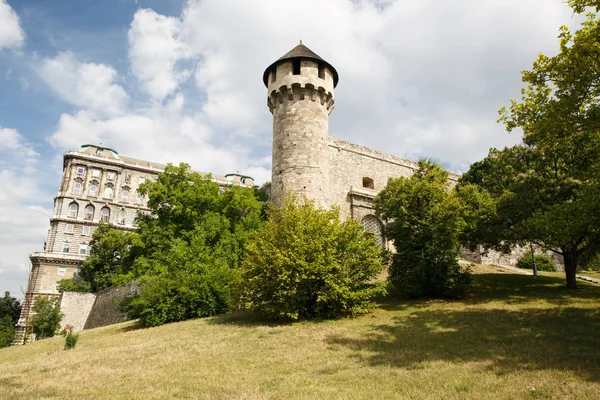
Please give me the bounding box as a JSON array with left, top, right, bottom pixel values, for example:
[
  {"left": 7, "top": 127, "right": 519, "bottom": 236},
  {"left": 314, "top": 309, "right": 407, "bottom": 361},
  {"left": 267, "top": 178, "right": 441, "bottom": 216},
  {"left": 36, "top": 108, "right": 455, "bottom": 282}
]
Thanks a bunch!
[
  {"left": 62, "top": 325, "right": 79, "bottom": 350},
  {"left": 31, "top": 297, "right": 62, "bottom": 340},
  {"left": 239, "top": 198, "right": 386, "bottom": 320},
  {"left": 375, "top": 159, "right": 472, "bottom": 299},
  {"left": 517, "top": 252, "right": 557, "bottom": 272},
  {"left": 0, "top": 315, "right": 15, "bottom": 348},
  {"left": 57, "top": 278, "right": 92, "bottom": 293}
]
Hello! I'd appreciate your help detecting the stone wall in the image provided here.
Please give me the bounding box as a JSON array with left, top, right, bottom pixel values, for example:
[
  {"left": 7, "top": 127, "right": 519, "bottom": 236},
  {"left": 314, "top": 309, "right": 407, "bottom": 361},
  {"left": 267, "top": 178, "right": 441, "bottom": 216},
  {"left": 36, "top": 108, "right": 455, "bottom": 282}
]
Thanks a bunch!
[
  {"left": 59, "top": 292, "right": 97, "bottom": 332},
  {"left": 84, "top": 282, "right": 139, "bottom": 330}
]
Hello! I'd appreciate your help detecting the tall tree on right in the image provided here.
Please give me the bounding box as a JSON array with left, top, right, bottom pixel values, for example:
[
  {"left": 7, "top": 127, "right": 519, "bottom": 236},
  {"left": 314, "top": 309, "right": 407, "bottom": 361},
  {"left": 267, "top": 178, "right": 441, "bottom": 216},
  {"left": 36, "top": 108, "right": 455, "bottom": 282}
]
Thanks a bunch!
[{"left": 459, "top": 2, "right": 600, "bottom": 289}]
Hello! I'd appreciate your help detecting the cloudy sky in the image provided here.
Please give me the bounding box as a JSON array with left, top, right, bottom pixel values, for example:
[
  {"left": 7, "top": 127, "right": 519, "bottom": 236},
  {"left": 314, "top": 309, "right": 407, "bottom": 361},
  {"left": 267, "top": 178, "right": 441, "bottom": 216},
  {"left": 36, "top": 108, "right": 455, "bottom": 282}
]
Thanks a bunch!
[{"left": 0, "top": 0, "right": 584, "bottom": 298}]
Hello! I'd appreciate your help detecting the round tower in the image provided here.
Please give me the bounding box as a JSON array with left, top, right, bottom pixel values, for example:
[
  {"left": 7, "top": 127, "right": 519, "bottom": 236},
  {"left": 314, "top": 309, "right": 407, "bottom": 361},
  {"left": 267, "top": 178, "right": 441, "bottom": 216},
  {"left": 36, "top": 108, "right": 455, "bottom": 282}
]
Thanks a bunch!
[{"left": 263, "top": 42, "right": 338, "bottom": 207}]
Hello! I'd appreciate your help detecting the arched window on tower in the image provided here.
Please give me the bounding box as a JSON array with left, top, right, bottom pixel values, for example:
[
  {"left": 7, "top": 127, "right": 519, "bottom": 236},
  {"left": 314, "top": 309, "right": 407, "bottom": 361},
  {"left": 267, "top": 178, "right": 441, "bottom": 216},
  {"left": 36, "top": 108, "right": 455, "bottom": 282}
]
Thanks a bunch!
[
  {"left": 73, "top": 182, "right": 83, "bottom": 195},
  {"left": 361, "top": 215, "right": 384, "bottom": 249},
  {"left": 362, "top": 177, "right": 374, "bottom": 189},
  {"left": 318, "top": 63, "right": 325, "bottom": 79}
]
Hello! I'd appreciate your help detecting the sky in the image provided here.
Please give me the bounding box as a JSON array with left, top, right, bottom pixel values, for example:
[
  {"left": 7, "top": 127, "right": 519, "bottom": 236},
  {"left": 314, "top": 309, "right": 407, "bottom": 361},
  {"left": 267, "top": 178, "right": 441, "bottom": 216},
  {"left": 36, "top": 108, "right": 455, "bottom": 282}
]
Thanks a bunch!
[{"left": 0, "top": 0, "right": 585, "bottom": 298}]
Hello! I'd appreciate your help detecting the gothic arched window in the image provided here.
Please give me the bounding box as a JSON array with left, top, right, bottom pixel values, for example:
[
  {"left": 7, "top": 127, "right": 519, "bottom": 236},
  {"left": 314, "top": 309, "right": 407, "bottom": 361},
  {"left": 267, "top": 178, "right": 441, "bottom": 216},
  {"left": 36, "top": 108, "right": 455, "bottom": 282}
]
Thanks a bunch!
[{"left": 361, "top": 215, "right": 384, "bottom": 249}]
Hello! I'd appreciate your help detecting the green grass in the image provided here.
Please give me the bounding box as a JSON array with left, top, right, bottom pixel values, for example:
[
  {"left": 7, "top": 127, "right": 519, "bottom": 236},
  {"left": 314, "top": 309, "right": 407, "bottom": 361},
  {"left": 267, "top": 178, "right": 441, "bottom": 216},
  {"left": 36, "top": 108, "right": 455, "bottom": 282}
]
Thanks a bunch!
[{"left": 1, "top": 264, "right": 599, "bottom": 399}]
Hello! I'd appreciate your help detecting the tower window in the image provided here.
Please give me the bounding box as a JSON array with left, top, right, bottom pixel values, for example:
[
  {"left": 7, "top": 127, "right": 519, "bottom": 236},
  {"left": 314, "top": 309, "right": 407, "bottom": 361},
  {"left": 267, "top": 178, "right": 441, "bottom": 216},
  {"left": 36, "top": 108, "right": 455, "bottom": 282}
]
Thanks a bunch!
[
  {"left": 318, "top": 63, "right": 325, "bottom": 79},
  {"left": 84, "top": 205, "right": 95, "bottom": 221},
  {"left": 101, "top": 207, "right": 111, "bottom": 222},
  {"left": 271, "top": 67, "right": 277, "bottom": 83},
  {"left": 292, "top": 59, "right": 301, "bottom": 75},
  {"left": 68, "top": 203, "right": 79, "bottom": 218},
  {"left": 73, "top": 182, "right": 83, "bottom": 195},
  {"left": 362, "top": 177, "right": 375, "bottom": 189}
]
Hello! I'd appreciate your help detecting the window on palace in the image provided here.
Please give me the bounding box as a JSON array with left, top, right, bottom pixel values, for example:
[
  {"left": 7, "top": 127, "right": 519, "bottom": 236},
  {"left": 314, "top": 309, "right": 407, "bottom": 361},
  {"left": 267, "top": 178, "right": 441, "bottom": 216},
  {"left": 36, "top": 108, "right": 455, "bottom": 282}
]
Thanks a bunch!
[
  {"left": 66, "top": 223, "right": 74, "bottom": 233},
  {"left": 101, "top": 207, "right": 111, "bottom": 222},
  {"left": 121, "top": 190, "right": 129, "bottom": 202},
  {"left": 84, "top": 205, "right": 95, "bottom": 221},
  {"left": 73, "top": 182, "right": 83, "bottom": 195},
  {"left": 89, "top": 184, "right": 98, "bottom": 197},
  {"left": 68, "top": 203, "right": 78, "bottom": 218},
  {"left": 82, "top": 226, "right": 91, "bottom": 236}
]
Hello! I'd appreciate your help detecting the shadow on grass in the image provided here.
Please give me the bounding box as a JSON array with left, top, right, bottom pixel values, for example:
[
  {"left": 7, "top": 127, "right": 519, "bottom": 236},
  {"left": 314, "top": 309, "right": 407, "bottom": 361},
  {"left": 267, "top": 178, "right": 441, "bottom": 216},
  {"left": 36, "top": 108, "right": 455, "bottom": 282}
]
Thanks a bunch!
[
  {"left": 326, "top": 306, "right": 600, "bottom": 381},
  {"left": 468, "top": 273, "right": 600, "bottom": 305},
  {"left": 207, "top": 311, "right": 293, "bottom": 327}
]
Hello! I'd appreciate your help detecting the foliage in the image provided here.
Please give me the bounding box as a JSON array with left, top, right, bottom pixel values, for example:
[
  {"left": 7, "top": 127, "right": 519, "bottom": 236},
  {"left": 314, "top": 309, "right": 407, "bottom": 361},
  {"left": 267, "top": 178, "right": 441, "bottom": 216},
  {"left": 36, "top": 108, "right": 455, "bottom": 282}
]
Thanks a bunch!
[
  {"left": 56, "top": 278, "right": 92, "bottom": 293},
  {"left": 375, "top": 159, "right": 472, "bottom": 299},
  {"left": 82, "top": 164, "right": 263, "bottom": 326},
  {"left": 0, "top": 291, "right": 21, "bottom": 348},
  {"left": 61, "top": 325, "right": 79, "bottom": 350},
  {"left": 239, "top": 198, "right": 385, "bottom": 320},
  {"left": 517, "top": 252, "right": 557, "bottom": 272},
  {"left": 31, "top": 297, "right": 62, "bottom": 340},
  {"left": 0, "top": 315, "right": 15, "bottom": 348},
  {"left": 79, "top": 223, "right": 142, "bottom": 292},
  {"left": 581, "top": 252, "right": 600, "bottom": 271},
  {"left": 463, "top": 4, "right": 600, "bottom": 289}
]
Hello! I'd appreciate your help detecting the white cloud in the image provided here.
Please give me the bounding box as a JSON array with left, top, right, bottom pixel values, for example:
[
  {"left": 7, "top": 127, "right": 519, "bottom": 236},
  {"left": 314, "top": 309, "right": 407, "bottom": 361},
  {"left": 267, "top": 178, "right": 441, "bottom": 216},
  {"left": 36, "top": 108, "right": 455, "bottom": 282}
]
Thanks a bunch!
[
  {"left": 128, "top": 8, "right": 193, "bottom": 101},
  {"left": 38, "top": 52, "right": 128, "bottom": 117},
  {"left": 0, "top": 0, "right": 25, "bottom": 50},
  {"left": 0, "top": 128, "right": 52, "bottom": 299}
]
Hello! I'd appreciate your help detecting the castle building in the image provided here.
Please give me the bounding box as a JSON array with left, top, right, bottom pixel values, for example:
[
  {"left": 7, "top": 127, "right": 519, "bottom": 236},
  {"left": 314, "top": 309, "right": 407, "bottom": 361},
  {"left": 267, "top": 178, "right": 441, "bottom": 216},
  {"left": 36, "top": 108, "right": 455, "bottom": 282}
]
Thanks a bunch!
[
  {"left": 264, "top": 43, "right": 459, "bottom": 247},
  {"left": 14, "top": 144, "right": 254, "bottom": 344}
]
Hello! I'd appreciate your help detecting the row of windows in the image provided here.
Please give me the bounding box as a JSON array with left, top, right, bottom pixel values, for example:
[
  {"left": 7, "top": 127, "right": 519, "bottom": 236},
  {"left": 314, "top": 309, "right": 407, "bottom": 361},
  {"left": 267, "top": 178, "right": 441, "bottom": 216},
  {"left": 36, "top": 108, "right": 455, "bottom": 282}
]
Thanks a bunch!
[
  {"left": 62, "top": 241, "right": 88, "bottom": 255},
  {"left": 72, "top": 182, "right": 144, "bottom": 203},
  {"left": 75, "top": 166, "right": 146, "bottom": 186},
  {"left": 65, "top": 224, "right": 93, "bottom": 236},
  {"left": 76, "top": 166, "right": 117, "bottom": 180},
  {"left": 270, "top": 61, "right": 327, "bottom": 83},
  {"left": 67, "top": 203, "right": 128, "bottom": 224}
]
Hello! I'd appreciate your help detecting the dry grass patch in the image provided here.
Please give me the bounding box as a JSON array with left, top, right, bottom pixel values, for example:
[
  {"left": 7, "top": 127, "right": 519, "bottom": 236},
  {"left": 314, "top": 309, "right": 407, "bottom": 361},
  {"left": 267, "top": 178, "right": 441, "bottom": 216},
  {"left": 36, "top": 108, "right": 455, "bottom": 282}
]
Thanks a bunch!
[{"left": 1, "top": 264, "right": 599, "bottom": 399}]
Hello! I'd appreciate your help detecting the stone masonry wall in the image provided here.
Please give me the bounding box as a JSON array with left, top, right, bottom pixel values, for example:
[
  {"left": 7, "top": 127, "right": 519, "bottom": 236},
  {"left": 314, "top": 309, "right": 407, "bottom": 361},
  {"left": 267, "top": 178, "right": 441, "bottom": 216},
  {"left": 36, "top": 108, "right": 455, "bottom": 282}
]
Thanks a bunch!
[
  {"left": 59, "top": 292, "right": 97, "bottom": 332},
  {"left": 84, "top": 282, "right": 139, "bottom": 330}
]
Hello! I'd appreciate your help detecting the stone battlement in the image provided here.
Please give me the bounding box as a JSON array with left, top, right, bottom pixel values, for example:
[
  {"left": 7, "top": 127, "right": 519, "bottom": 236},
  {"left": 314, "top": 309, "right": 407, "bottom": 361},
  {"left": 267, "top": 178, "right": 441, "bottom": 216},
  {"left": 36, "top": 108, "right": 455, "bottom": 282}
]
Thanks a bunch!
[{"left": 267, "top": 83, "right": 335, "bottom": 114}]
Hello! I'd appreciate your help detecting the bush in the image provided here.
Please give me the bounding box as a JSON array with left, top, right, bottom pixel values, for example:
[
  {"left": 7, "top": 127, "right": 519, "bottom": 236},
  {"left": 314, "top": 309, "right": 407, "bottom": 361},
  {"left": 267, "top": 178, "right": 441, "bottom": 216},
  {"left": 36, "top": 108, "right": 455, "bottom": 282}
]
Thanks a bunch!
[
  {"left": 31, "top": 297, "right": 62, "bottom": 340},
  {"left": 239, "top": 198, "right": 386, "bottom": 320},
  {"left": 581, "top": 252, "right": 600, "bottom": 271},
  {"left": 517, "top": 252, "right": 557, "bottom": 272},
  {"left": 0, "top": 291, "right": 21, "bottom": 347},
  {"left": 57, "top": 278, "right": 92, "bottom": 293},
  {"left": 0, "top": 315, "right": 15, "bottom": 348},
  {"left": 375, "top": 159, "right": 472, "bottom": 299},
  {"left": 62, "top": 325, "right": 79, "bottom": 350}
]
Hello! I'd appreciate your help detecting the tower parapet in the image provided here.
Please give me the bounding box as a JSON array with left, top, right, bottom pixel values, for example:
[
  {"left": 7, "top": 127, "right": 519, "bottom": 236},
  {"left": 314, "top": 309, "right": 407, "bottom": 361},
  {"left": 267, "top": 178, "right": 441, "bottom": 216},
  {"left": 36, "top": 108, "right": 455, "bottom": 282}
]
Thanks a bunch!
[{"left": 264, "top": 43, "right": 338, "bottom": 206}]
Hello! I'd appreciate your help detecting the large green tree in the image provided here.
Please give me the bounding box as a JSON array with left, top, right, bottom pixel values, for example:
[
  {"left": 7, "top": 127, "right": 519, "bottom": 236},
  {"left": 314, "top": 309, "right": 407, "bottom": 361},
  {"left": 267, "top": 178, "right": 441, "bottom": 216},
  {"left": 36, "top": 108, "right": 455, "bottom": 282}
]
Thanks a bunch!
[
  {"left": 81, "top": 163, "right": 263, "bottom": 326},
  {"left": 461, "top": 2, "right": 600, "bottom": 289},
  {"left": 375, "top": 159, "right": 471, "bottom": 299},
  {"left": 239, "top": 198, "right": 385, "bottom": 320},
  {"left": 0, "top": 292, "right": 21, "bottom": 347}
]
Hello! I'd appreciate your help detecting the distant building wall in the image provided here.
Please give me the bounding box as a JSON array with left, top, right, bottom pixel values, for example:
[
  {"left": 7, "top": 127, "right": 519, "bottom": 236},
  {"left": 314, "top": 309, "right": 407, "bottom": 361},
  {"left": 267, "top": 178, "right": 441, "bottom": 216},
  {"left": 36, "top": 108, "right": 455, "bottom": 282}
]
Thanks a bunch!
[
  {"left": 84, "top": 282, "right": 139, "bottom": 330},
  {"left": 59, "top": 292, "right": 97, "bottom": 332}
]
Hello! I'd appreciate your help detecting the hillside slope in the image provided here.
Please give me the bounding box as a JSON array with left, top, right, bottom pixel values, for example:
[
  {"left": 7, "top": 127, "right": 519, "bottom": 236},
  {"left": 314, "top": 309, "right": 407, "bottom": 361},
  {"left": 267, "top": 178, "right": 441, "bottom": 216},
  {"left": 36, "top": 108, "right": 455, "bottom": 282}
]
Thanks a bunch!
[{"left": 1, "top": 265, "right": 599, "bottom": 399}]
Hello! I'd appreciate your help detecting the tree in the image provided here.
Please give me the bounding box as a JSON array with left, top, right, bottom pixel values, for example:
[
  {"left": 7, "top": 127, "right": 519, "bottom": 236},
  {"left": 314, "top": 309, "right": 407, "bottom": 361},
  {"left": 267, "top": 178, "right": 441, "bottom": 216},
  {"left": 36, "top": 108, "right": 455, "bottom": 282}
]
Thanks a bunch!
[
  {"left": 31, "top": 297, "right": 62, "bottom": 340},
  {"left": 79, "top": 223, "right": 142, "bottom": 292},
  {"left": 467, "top": 3, "right": 600, "bottom": 289},
  {"left": 375, "top": 159, "right": 472, "bottom": 299},
  {"left": 239, "top": 198, "right": 385, "bottom": 320},
  {"left": 82, "top": 163, "right": 264, "bottom": 326},
  {"left": 0, "top": 292, "right": 21, "bottom": 348}
]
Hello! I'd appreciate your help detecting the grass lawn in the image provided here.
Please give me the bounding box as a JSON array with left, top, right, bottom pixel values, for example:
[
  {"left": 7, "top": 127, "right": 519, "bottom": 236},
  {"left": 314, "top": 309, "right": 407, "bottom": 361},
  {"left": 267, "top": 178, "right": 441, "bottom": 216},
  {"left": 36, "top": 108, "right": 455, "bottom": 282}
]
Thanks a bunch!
[{"left": 1, "top": 264, "right": 599, "bottom": 399}]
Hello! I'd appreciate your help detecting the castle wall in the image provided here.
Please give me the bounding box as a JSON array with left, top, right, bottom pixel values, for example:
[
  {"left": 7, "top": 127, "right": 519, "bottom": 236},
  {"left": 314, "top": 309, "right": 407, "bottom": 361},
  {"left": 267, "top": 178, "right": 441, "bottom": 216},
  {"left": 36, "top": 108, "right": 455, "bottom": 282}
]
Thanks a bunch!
[
  {"left": 59, "top": 292, "right": 97, "bottom": 332},
  {"left": 84, "top": 282, "right": 139, "bottom": 330}
]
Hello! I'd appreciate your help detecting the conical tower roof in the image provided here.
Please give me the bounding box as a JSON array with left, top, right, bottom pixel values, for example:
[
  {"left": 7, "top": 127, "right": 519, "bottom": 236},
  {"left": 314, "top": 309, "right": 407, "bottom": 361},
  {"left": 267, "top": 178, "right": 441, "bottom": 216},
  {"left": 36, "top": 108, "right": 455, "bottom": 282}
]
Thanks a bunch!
[{"left": 263, "top": 43, "right": 339, "bottom": 88}]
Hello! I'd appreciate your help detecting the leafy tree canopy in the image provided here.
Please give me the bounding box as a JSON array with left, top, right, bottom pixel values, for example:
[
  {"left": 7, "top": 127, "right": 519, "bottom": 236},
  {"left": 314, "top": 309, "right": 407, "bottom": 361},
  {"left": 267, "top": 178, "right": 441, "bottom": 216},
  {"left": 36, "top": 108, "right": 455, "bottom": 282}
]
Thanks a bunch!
[
  {"left": 239, "top": 197, "right": 385, "bottom": 320},
  {"left": 461, "top": 3, "right": 600, "bottom": 289},
  {"left": 31, "top": 297, "right": 62, "bottom": 340},
  {"left": 0, "top": 292, "right": 21, "bottom": 348},
  {"left": 375, "top": 159, "right": 472, "bottom": 299},
  {"left": 81, "top": 163, "right": 264, "bottom": 326}
]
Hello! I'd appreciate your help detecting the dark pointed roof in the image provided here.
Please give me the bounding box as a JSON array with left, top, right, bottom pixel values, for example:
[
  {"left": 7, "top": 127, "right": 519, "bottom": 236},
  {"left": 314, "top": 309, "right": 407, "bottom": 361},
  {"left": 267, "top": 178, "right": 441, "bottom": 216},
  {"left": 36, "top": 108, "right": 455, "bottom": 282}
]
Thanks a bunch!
[{"left": 263, "top": 43, "right": 339, "bottom": 88}]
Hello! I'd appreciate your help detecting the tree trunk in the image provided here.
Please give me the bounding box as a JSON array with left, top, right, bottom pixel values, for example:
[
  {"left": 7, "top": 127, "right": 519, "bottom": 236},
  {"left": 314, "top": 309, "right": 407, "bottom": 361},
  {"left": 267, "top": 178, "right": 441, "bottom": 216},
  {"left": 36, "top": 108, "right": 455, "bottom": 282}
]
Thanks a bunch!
[{"left": 563, "top": 251, "right": 578, "bottom": 290}]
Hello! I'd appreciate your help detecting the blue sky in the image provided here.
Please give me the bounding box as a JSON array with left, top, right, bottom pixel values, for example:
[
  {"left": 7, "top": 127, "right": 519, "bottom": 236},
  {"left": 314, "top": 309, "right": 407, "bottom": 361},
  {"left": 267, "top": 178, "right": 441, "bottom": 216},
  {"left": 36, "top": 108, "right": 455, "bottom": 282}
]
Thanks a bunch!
[{"left": 0, "top": 0, "right": 583, "bottom": 297}]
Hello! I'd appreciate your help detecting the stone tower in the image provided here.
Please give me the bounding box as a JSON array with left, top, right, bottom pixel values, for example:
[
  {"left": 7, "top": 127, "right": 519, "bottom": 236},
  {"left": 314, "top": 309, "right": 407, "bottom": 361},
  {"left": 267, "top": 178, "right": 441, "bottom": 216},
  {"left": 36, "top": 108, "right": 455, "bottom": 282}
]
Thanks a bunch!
[{"left": 263, "top": 42, "right": 339, "bottom": 206}]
